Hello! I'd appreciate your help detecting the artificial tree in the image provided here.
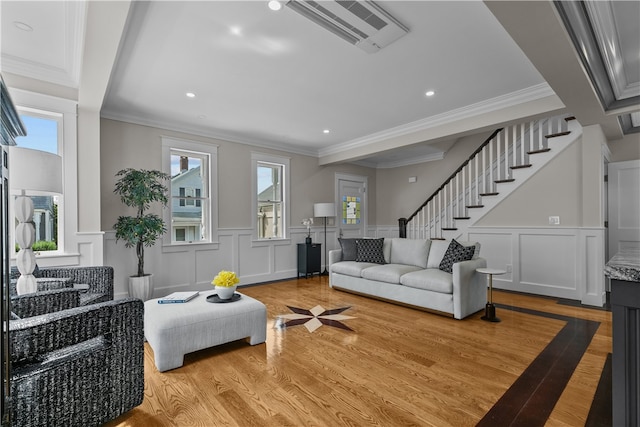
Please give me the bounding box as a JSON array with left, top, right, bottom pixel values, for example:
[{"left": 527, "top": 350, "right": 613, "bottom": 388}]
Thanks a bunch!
[{"left": 113, "top": 168, "right": 169, "bottom": 279}]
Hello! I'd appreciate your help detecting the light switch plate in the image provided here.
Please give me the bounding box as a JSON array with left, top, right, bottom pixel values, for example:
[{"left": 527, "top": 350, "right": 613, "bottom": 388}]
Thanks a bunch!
[{"left": 549, "top": 216, "right": 560, "bottom": 225}]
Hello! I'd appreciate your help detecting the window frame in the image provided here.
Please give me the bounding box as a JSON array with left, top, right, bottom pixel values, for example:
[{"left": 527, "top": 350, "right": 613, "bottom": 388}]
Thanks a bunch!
[
  {"left": 10, "top": 97, "right": 73, "bottom": 261},
  {"left": 162, "top": 137, "right": 218, "bottom": 248},
  {"left": 251, "top": 152, "right": 290, "bottom": 242}
]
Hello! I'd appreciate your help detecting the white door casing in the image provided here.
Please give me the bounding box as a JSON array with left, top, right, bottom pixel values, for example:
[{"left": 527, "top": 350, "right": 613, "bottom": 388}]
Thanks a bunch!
[
  {"left": 608, "top": 160, "right": 640, "bottom": 255},
  {"left": 335, "top": 173, "right": 367, "bottom": 240}
]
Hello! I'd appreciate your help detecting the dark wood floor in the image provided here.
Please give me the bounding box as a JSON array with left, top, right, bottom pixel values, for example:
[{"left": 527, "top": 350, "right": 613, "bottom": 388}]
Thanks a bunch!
[{"left": 106, "top": 277, "right": 612, "bottom": 426}]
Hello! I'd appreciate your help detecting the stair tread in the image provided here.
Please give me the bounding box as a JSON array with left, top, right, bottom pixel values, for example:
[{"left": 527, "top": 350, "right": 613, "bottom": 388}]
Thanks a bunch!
[
  {"left": 510, "top": 164, "right": 532, "bottom": 170},
  {"left": 479, "top": 192, "right": 499, "bottom": 196},
  {"left": 466, "top": 205, "right": 484, "bottom": 208},
  {"left": 564, "top": 116, "right": 576, "bottom": 121},
  {"left": 431, "top": 238, "right": 446, "bottom": 240},
  {"left": 495, "top": 179, "right": 515, "bottom": 183},
  {"left": 545, "top": 131, "right": 571, "bottom": 138},
  {"left": 453, "top": 217, "right": 471, "bottom": 220},
  {"left": 441, "top": 228, "right": 457, "bottom": 231},
  {"left": 528, "top": 148, "right": 551, "bottom": 155}
]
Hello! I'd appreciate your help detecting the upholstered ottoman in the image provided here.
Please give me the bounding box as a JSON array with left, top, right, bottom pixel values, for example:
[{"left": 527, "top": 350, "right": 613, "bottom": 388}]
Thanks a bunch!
[{"left": 144, "top": 290, "right": 267, "bottom": 372}]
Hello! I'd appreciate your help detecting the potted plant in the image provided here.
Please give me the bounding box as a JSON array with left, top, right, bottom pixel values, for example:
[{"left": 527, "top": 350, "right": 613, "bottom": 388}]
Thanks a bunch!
[
  {"left": 212, "top": 270, "right": 240, "bottom": 300},
  {"left": 114, "top": 168, "right": 169, "bottom": 300}
]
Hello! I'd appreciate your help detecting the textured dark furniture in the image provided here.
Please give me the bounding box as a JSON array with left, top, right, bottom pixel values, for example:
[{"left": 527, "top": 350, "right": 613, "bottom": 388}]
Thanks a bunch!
[
  {"left": 11, "top": 265, "right": 114, "bottom": 306},
  {"left": 297, "top": 243, "right": 321, "bottom": 278},
  {"left": 11, "top": 288, "right": 80, "bottom": 319},
  {"left": 8, "top": 298, "right": 145, "bottom": 427},
  {"left": 611, "top": 278, "right": 640, "bottom": 427}
]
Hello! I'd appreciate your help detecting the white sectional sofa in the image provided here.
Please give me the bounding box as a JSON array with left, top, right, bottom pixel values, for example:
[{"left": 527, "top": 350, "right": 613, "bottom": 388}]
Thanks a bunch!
[{"left": 328, "top": 237, "right": 487, "bottom": 320}]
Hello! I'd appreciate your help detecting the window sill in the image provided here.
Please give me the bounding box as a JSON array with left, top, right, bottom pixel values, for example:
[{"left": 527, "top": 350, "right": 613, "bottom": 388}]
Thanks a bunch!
[
  {"left": 11, "top": 251, "right": 82, "bottom": 267},
  {"left": 251, "top": 238, "right": 291, "bottom": 247},
  {"left": 162, "top": 241, "right": 220, "bottom": 253}
]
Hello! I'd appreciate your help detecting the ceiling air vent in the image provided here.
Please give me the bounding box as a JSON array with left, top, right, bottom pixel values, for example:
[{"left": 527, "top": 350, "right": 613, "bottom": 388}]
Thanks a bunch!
[{"left": 285, "top": 0, "right": 409, "bottom": 53}]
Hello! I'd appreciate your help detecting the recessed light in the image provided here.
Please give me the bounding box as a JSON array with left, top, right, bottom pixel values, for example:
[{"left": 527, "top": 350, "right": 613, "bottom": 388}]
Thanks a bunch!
[
  {"left": 198, "top": 115, "right": 207, "bottom": 120},
  {"left": 425, "top": 90, "right": 435, "bottom": 97},
  {"left": 14, "top": 21, "right": 33, "bottom": 32},
  {"left": 186, "top": 92, "right": 196, "bottom": 98},
  {"left": 229, "top": 26, "right": 242, "bottom": 36},
  {"left": 323, "top": 129, "right": 330, "bottom": 134},
  {"left": 268, "top": 0, "right": 282, "bottom": 11}
]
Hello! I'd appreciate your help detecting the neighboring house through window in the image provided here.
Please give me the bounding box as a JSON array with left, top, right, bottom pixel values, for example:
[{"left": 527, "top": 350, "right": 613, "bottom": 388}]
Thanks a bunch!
[
  {"left": 162, "top": 137, "right": 218, "bottom": 245},
  {"left": 252, "top": 152, "right": 290, "bottom": 240}
]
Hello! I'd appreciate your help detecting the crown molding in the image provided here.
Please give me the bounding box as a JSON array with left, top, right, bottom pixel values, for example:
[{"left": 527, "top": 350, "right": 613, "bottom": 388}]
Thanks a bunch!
[
  {"left": 99, "top": 110, "right": 319, "bottom": 158},
  {"left": 352, "top": 151, "right": 445, "bottom": 169},
  {"left": 318, "top": 83, "right": 555, "bottom": 158},
  {"left": 1, "top": 2, "right": 86, "bottom": 89}
]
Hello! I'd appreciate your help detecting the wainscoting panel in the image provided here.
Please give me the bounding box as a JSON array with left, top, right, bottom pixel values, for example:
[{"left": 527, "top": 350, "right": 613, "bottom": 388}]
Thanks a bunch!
[
  {"left": 466, "top": 227, "right": 605, "bottom": 306},
  {"left": 520, "top": 233, "right": 577, "bottom": 291},
  {"left": 238, "top": 233, "right": 273, "bottom": 279},
  {"left": 468, "top": 232, "right": 513, "bottom": 282},
  {"left": 105, "top": 227, "right": 335, "bottom": 300}
]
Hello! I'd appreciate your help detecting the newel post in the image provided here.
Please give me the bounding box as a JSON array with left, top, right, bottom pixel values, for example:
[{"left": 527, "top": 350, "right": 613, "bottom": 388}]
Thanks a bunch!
[{"left": 398, "top": 218, "right": 407, "bottom": 238}]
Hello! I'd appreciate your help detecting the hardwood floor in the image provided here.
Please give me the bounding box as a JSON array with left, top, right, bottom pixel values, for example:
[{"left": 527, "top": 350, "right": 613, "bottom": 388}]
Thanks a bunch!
[{"left": 105, "top": 277, "right": 612, "bottom": 427}]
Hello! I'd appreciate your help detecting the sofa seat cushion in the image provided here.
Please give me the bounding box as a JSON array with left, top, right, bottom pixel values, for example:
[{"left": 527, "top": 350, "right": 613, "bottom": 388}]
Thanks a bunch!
[
  {"left": 331, "top": 261, "right": 379, "bottom": 278},
  {"left": 361, "top": 264, "right": 422, "bottom": 284},
  {"left": 400, "top": 269, "right": 453, "bottom": 294}
]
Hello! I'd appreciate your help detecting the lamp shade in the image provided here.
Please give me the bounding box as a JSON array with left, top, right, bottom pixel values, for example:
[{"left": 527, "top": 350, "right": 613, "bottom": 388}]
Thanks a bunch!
[
  {"left": 314, "top": 202, "right": 335, "bottom": 217},
  {"left": 9, "top": 146, "right": 63, "bottom": 194}
]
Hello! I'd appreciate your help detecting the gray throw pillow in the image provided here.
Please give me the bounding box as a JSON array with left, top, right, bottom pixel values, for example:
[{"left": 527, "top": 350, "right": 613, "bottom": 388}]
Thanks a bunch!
[
  {"left": 355, "top": 238, "right": 386, "bottom": 264},
  {"left": 439, "top": 239, "right": 475, "bottom": 273},
  {"left": 338, "top": 238, "right": 358, "bottom": 261}
]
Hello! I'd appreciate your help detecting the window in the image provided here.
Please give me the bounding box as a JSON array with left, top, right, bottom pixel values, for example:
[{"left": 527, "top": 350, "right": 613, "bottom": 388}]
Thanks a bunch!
[
  {"left": 162, "top": 137, "right": 218, "bottom": 245},
  {"left": 14, "top": 109, "right": 63, "bottom": 253},
  {"left": 252, "top": 152, "right": 290, "bottom": 240}
]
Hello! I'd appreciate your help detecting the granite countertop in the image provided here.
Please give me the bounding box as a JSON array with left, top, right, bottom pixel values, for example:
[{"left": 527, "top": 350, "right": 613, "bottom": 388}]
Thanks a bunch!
[{"left": 605, "top": 249, "right": 640, "bottom": 282}]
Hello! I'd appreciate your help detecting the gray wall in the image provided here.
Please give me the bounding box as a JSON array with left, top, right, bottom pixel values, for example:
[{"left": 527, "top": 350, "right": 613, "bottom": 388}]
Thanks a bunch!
[
  {"left": 374, "top": 132, "right": 492, "bottom": 226},
  {"left": 100, "top": 118, "right": 376, "bottom": 232}
]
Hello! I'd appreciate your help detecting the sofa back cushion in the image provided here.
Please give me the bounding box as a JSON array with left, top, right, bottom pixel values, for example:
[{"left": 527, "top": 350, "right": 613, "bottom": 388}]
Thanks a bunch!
[
  {"left": 426, "top": 240, "right": 450, "bottom": 268},
  {"left": 389, "top": 238, "right": 430, "bottom": 268}
]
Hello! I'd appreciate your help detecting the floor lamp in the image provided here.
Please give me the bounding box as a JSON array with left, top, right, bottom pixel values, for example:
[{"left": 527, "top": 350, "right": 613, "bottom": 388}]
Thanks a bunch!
[
  {"left": 314, "top": 202, "right": 335, "bottom": 276},
  {"left": 9, "top": 147, "right": 63, "bottom": 294}
]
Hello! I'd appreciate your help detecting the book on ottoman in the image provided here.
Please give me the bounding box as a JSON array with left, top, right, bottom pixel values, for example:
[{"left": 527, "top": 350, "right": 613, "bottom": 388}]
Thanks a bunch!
[{"left": 157, "top": 291, "right": 199, "bottom": 304}]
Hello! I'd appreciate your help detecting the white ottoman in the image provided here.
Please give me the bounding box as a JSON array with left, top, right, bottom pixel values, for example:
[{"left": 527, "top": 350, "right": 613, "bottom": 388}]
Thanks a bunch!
[{"left": 144, "top": 290, "right": 267, "bottom": 372}]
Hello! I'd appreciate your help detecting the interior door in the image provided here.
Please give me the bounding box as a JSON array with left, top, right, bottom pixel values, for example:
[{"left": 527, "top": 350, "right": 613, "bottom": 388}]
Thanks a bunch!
[
  {"left": 608, "top": 160, "right": 640, "bottom": 255},
  {"left": 337, "top": 174, "right": 367, "bottom": 239}
]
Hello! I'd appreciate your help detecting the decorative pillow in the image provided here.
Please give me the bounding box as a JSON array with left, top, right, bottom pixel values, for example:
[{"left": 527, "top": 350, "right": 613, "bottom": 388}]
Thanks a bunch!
[
  {"left": 338, "top": 238, "right": 358, "bottom": 261},
  {"left": 355, "top": 238, "right": 386, "bottom": 264},
  {"left": 33, "top": 264, "right": 42, "bottom": 278},
  {"left": 439, "top": 239, "right": 475, "bottom": 273}
]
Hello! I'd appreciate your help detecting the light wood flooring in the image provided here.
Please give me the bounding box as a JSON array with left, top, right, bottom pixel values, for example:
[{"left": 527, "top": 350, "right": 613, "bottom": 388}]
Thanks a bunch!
[{"left": 105, "top": 276, "right": 612, "bottom": 427}]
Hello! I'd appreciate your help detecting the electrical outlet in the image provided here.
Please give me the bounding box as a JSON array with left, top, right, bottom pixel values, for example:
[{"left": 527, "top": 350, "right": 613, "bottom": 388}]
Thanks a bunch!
[
  {"left": 506, "top": 264, "right": 512, "bottom": 273},
  {"left": 549, "top": 216, "right": 560, "bottom": 225}
]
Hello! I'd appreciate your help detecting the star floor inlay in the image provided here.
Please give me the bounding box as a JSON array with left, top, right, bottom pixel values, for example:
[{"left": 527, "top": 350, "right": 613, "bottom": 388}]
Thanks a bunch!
[{"left": 275, "top": 305, "right": 356, "bottom": 332}]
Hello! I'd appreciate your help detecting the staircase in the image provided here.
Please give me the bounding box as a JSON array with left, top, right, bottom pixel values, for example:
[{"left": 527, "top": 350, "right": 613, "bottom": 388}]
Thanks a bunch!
[{"left": 399, "top": 114, "right": 581, "bottom": 240}]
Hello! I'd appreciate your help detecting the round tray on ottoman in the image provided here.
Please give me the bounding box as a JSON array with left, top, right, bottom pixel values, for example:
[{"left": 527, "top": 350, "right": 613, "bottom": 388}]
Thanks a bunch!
[{"left": 206, "top": 293, "right": 241, "bottom": 303}]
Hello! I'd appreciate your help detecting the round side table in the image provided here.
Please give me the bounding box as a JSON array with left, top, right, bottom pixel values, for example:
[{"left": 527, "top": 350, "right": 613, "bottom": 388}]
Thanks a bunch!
[{"left": 476, "top": 267, "right": 506, "bottom": 322}]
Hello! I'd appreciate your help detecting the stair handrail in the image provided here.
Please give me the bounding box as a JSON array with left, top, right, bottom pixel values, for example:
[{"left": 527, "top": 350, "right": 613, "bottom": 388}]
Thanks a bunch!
[{"left": 400, "top": 127, "right": 503, "bottom": 228}]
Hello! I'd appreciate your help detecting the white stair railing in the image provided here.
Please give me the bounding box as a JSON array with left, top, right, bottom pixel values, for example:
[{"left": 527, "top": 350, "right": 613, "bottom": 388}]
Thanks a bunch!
[{"left": 402, "top": 115, "right": 571, "bottom": 239}]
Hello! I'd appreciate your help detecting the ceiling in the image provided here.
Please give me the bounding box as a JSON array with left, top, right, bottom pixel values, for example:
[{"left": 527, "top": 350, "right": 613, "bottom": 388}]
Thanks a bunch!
[{"left": 1, "top": 1, "right": 638, "bottom": 168}]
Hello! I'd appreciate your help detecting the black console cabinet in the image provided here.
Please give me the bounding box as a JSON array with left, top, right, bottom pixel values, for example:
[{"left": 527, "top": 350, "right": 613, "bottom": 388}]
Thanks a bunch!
[{"left": 297, "top": 243, "right": 321, "bottom": 278}]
